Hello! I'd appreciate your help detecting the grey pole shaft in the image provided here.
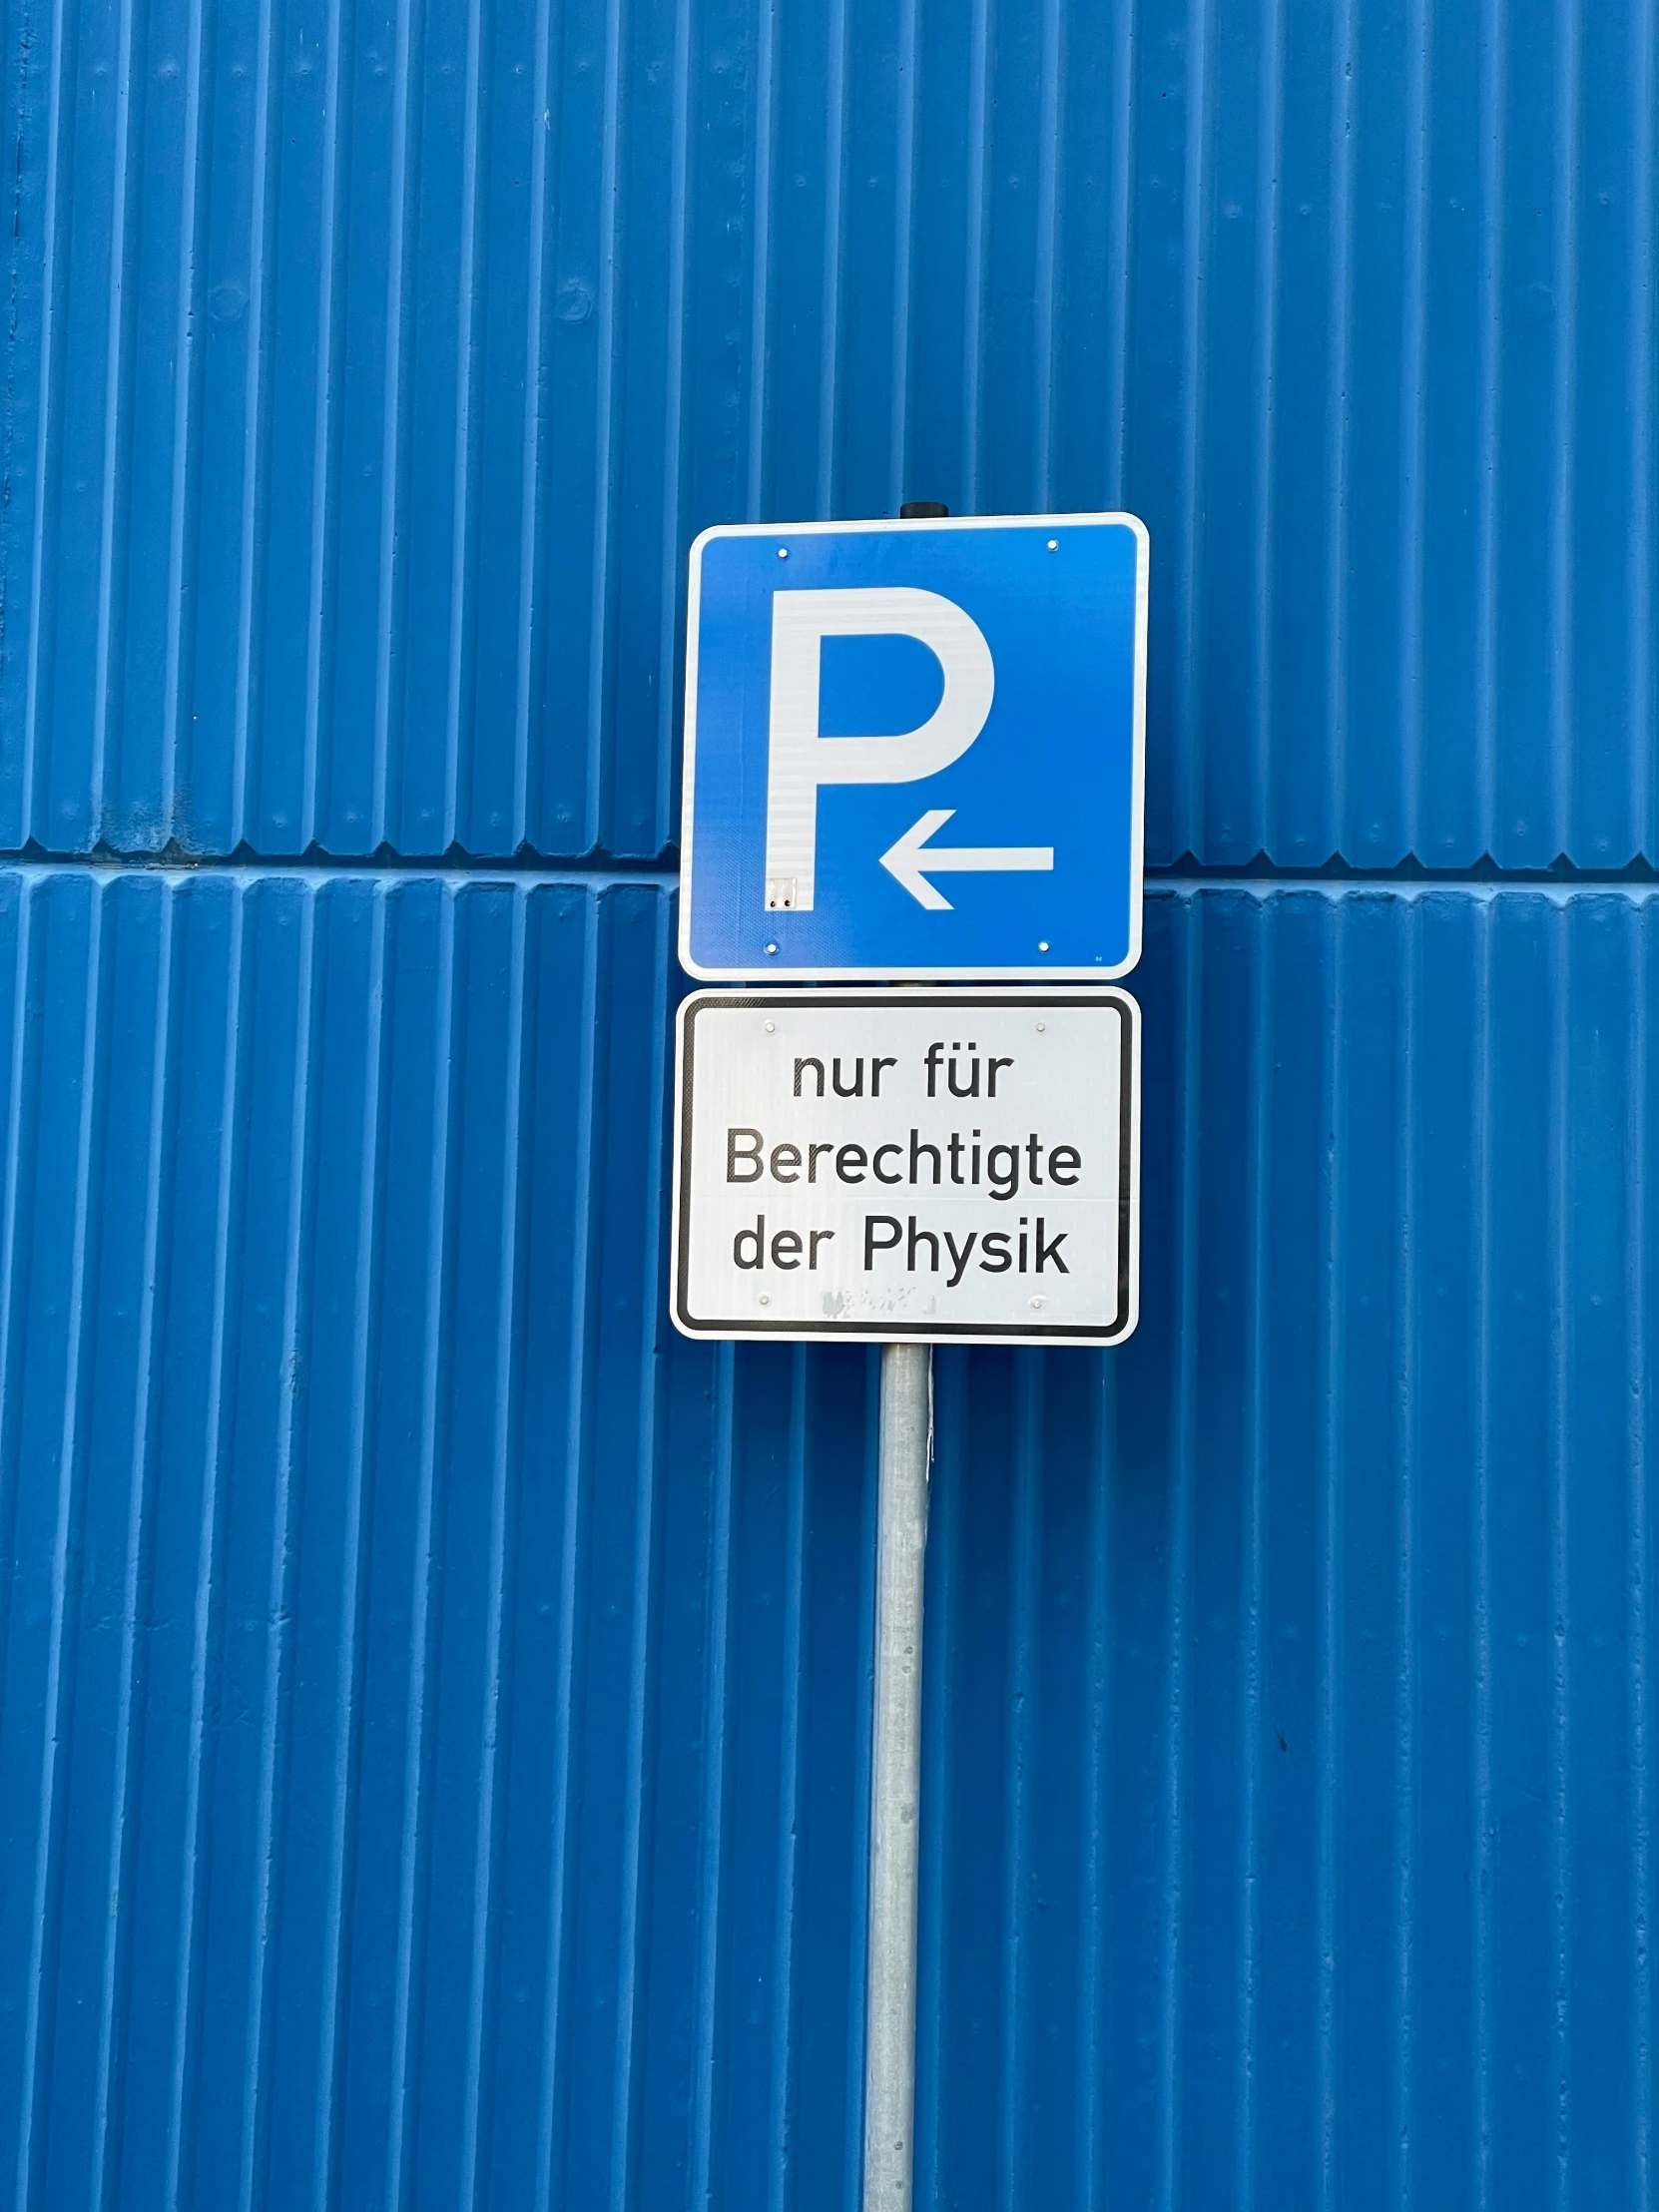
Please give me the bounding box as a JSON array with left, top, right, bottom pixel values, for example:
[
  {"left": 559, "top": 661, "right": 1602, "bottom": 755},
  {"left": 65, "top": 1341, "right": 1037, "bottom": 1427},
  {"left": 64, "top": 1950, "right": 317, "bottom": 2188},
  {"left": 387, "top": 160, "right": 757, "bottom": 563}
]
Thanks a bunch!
[{"left": 862, "top": 1340, "right": 932, "bottom": 2212}]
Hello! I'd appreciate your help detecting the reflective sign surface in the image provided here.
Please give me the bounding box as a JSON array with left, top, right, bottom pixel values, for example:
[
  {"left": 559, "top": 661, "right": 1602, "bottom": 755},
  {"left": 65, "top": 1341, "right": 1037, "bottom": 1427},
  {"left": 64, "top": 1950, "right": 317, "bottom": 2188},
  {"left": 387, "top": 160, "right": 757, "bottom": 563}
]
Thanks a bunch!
[
  {"left": 672, "top": 990, "right": 1139, "bottom": 1341},
  {"left": 681, "top": 518, "right": 1147, "bottom": 980}
]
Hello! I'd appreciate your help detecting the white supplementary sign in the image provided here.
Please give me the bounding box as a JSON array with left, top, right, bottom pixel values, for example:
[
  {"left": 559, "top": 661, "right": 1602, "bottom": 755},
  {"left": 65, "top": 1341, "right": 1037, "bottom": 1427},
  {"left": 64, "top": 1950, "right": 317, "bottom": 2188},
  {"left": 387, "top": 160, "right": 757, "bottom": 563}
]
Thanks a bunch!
[{"left": 670, "top": 990, "right": 1140, "bottom": 1345}]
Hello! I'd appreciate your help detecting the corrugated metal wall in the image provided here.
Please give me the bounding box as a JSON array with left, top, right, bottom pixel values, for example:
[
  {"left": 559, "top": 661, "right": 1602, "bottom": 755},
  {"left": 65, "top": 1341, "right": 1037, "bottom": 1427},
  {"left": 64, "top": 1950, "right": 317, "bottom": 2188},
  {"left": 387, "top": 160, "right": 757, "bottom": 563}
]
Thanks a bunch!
[
  {"left": 5, "top": 0, "right": 1654, "bottom": 873},
  {"left": 0, "top": 0, "right": 1654, "bottom": 2205}
]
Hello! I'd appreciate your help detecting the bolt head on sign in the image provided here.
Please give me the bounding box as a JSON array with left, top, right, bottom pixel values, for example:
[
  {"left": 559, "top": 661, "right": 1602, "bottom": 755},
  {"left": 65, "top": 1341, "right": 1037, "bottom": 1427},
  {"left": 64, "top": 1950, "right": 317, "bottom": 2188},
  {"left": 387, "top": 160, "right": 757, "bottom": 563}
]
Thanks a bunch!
[
  {"left": 670, "top": 990, "right": 1141, "bottom": 1345},
  {"left": 679, "top": 513, "right": 1148, "bottom": 982}
]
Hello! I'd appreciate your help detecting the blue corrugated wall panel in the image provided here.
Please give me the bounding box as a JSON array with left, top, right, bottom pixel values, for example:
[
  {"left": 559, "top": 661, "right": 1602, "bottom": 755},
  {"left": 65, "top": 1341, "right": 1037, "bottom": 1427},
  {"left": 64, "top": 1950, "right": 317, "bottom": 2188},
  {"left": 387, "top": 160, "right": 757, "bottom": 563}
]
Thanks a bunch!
[
  {"left": 1, "top": 872, "right": 1655, "bottom": 2206},
  {"left": 0, "top": 867, "right": 879, "bottom": 2210},
  {"left": 1, "top": 0, "right": 1657, "bottom": 2204},
  {"left": 0, "top": 0, "right": 1652, "bottom": 866},
  {"left": 919, "top": 882, "right": 1659, "bottom": 2209}
]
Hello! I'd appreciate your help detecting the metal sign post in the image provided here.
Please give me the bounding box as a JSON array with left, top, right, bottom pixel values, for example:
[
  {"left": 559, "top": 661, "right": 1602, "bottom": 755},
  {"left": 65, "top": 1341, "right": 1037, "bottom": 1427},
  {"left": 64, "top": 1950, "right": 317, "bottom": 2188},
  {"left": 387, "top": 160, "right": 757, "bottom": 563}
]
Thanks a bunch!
[
  {"left": 862, "top": 1340, "right": 931, "bottom": 2212},
  {"left": 673, "top": 498, "right": 1147, "bottom": 2211}
]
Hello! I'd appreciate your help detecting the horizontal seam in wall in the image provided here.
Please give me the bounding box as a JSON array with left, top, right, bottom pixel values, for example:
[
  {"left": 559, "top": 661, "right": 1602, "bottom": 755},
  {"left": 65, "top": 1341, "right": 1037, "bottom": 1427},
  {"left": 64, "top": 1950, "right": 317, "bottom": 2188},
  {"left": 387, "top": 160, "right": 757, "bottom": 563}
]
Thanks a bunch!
[
  {"left": 0, "top": 853, "right": 682, "bottom": 889},
  {"left": 1145, "top": 871, "right": 1659, "bottom": 895},
  {"left": 0, "top": 855, "right": 1655, "bottom": 897},
  {"left": 0, "top": 844, "right": 683, "bottom": 880}
]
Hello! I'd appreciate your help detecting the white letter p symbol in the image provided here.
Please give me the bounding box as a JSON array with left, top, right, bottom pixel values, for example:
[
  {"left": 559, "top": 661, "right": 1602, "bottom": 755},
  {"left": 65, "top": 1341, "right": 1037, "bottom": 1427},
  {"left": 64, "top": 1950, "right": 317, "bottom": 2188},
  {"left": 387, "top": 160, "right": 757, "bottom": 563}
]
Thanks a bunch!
[{"left": 764, "top": 588, "right": 994, "bottom": 911}]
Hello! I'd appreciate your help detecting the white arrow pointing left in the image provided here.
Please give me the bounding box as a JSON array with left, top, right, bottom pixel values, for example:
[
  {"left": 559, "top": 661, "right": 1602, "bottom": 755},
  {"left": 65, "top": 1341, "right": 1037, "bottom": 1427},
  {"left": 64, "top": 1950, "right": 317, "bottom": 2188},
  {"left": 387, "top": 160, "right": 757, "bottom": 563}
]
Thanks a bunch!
[{"left": 878, "top": 809, "right": 1055, "bottom": 911}]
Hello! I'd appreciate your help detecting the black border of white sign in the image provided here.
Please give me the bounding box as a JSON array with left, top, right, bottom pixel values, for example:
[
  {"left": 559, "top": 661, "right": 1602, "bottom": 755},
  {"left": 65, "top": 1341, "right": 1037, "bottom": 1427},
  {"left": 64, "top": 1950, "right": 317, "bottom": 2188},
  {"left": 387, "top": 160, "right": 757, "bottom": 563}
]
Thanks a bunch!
[{"left": 670, "top": 988, "right": 1140, "bottom": 1346}]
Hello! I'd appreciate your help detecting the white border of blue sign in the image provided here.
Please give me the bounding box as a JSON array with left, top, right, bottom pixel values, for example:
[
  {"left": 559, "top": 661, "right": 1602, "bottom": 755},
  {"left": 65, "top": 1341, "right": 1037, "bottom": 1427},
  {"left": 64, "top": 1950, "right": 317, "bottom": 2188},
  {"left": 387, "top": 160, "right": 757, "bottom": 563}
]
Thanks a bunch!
[{"left": 678, "top": 512, "right": 1150, "bottom": 982}]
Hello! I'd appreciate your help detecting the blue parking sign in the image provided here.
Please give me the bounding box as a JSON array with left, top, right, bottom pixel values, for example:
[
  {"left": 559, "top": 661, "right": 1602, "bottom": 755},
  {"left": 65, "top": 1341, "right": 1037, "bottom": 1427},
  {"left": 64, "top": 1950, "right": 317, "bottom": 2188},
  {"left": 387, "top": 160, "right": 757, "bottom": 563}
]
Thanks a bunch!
[{"left": 679, "top": 513, "right": 1147, "bottom": 981}]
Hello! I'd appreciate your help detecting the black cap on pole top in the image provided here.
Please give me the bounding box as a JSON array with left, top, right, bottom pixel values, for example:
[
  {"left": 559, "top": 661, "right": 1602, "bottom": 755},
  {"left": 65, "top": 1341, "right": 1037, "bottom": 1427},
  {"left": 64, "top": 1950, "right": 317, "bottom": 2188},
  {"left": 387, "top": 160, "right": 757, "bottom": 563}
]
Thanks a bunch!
[{"left": 898, "top": 501, "right": 949, "bottom": 519}]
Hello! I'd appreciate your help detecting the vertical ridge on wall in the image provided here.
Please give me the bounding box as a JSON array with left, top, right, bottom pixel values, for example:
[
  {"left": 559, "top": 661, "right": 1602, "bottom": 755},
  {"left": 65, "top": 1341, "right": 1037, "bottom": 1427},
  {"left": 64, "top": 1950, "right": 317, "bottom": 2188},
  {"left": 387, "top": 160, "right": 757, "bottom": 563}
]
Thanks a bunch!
[
  {"left": 234, "top": 884, "right": 315, "bottom": 2212},
  {"left": 1075, "top": 1354, "right": 1113, "bottom": 2212},
  {"left": 687, "top": 1340, "right": 735, "bottom": 2212},
  {"left": 1389, "top": 895, "right": 1415, "bottom": 2212},
  {"left": 1471, "top": 885, "right": 1496, "bottom": 2207},
  {"left": 658, "top": 0, "right": 695, "bottom": 843},
  {"left": 1472, "top": 0, "right": 1505, "bottom": 879},
  {"left": 1170, "top": 0, "right": 1211, "bottom": 879},
  {"left": 1314, "top": 894, "right": 1342, "bottom": 2212},
  {"left": 14, "top": 870, "right": 101, "bottom": 2212},
  {"left": 1548, "top": 886, "right": 1571, "bottom": 2196},
  {"left": 1636, "top": 4, "right": 1658, "bottom": 858},
  {"left": 532, "top": 876, "right": 598, "bottom": 2212},
  {"left": 85, "top": 871, "right": 171, "bottom": 2210},
  {"left": 1395, "top": 0, "right": 1428, "bottom": 871},
  {"left": 764, "top": 1349, "right": 806, "bottom": 2207},
  {"left": 1630, "top": 910, "right": 1654, "bottom": 2199},
  {"left": 379, "top": 880, "right": 453, "bottom": 2212},
  {"left": 441, "top": 0, "right": 485, "bottom": 862},
  {"left": 1233, "top": 894, "right": 1270, "bottom": 2212},
  {"left": 166, "top": 879, "right": 247, "bottom": 2212},
  {"left": 1157, "top": 894, "right": 1200, "bottom": 2212},
  {"left": 308, "top": 882, "right": 385, "bottom": 2212},
  {"left": 453, "top": 884, "right": 523, "bottom": 2212}
]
